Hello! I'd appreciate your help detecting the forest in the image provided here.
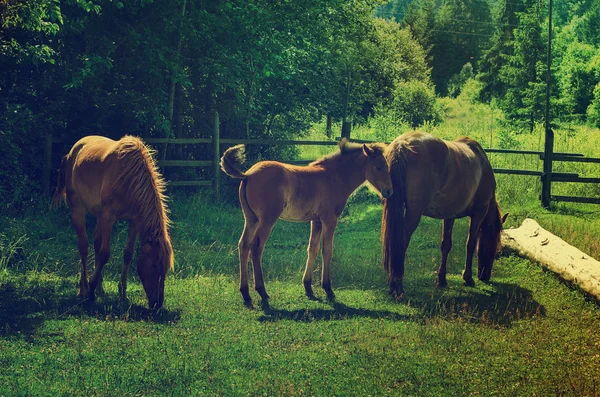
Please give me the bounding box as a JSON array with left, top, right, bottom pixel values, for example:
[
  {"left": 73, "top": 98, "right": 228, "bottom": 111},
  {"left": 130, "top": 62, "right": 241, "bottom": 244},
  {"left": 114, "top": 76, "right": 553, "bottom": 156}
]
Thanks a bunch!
[{"left": 2, "top": 0, "right": 600, "bottom": 205}]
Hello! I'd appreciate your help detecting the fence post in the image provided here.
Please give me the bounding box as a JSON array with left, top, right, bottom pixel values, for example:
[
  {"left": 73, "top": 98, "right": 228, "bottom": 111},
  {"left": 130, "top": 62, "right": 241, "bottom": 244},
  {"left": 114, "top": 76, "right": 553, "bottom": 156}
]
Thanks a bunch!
[
  {"left": 213, "top": 111, "right": 220, "bottom": 200},
  {"left": 541, "top": 0, "right": 554, "bottom": 208},
  {"left": 43, "top": 133, "right": 53, "bottom": 196}
]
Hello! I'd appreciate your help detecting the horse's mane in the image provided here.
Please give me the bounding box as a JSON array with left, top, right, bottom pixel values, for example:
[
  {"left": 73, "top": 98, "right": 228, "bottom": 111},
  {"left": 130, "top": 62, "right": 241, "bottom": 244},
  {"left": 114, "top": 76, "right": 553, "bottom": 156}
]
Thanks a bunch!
[
  {"left": 310, "top": 138, "right": 387, "bottom": 166},
  {"left": 114, "top": 136, "right": 174, "bottom": 272}
]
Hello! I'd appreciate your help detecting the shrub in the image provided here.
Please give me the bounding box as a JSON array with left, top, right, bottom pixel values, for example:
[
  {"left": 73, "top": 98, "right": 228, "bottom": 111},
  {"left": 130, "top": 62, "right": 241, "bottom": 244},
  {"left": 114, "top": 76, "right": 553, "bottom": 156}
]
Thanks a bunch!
[{"left": 389, "top": 80, "right": 443, "bottom": 128}]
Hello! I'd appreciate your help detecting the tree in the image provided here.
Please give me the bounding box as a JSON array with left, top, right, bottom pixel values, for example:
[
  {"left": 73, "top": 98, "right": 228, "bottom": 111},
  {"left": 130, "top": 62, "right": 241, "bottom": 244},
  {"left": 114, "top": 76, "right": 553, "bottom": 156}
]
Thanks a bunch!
[{"left": 497, "top": 0, "right": 547, "bottom": 132}]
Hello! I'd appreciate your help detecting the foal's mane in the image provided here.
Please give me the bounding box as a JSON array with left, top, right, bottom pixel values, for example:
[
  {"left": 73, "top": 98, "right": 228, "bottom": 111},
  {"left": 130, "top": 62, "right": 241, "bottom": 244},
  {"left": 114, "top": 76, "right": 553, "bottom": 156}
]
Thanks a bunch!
[
  {"left": 114, "top": 136, "right": 174, "bottom": 272},
  {"left": 310, "top": 138, "right": 387, "bottom": 166}
]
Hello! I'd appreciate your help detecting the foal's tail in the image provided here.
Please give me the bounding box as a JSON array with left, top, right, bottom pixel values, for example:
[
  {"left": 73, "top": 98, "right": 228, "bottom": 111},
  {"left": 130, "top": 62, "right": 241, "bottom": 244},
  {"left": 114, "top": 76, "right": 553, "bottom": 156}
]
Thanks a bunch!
[
  {"left": 51, "top": 155, "right": 68, "bottom": 208},
  {"left": 220, "top": 144, "right": 247, "bottom": 179},
  {"left": 381, "top": 144, "right": 408, "bottom": 275}
]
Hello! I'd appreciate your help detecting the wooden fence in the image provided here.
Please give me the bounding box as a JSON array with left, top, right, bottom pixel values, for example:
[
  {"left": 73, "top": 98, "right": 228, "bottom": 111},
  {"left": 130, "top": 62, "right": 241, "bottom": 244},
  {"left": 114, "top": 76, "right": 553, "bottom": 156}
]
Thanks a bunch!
[{"left": 42, "top": 118, "right": 600, "bottom": 206}]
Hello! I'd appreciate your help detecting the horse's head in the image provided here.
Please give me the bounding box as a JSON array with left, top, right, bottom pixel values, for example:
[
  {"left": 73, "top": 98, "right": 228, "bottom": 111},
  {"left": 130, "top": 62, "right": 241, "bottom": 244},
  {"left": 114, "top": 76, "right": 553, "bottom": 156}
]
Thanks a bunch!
[
  {"left": 364, "top": 144, "right": 393, "bottom": 199},
  {"left": 477, "top": 203, "right": 508, "bottom": 282},
  {"left": 138, "top": 234, "right": 173, "bottom": 309}
]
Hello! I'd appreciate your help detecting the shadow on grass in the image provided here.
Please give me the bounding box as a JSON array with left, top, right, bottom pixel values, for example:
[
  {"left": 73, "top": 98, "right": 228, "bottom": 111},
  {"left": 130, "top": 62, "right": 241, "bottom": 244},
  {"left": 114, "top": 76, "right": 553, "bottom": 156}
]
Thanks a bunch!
[
  {"left": 256, "top": 280, "right": 545, "bottom": 328},
  {"left": 0, "top": 276, "right": 181, "bottom": 339},
  {"left": 257, "top": 299, "right": 414, "bottom": 323},
  {"left": 405, "top": 280, "right": 546, "bottom": 327}
]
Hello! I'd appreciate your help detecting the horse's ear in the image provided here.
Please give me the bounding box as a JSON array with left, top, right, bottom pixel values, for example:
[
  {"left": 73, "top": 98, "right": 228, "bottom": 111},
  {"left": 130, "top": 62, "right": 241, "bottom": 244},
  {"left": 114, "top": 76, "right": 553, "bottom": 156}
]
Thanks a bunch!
[
  {"left": 501, "top": 213, "right": 509, "bottom": 224},
  {"left": 363, "top": 144, "right": 374, "bottom": 157}
]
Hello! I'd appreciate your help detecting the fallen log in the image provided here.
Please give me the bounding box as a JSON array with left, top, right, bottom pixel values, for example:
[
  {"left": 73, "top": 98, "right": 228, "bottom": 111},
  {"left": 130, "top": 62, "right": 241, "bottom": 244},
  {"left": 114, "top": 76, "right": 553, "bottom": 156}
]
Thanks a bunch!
[{"left": 501, "top": 218, "right": 600, "bottom": 300}]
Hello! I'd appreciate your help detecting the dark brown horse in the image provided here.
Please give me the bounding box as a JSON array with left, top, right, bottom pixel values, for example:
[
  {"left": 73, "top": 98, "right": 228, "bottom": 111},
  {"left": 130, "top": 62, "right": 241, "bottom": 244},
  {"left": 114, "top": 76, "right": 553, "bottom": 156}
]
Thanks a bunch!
[
  {"left": 382, "top": 131, "right": 507, "bottom": 298},
  {"left": 52, "top": 135, "right": 174, "bottom": 308},
  {"left": 220, "top": 139, "right": 393, "bottom": 304}
]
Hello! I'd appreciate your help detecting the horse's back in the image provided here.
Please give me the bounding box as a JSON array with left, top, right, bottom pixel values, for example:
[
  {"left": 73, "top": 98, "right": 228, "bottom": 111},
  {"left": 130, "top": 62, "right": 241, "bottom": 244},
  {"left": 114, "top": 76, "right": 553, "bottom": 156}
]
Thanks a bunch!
[
  {"left": 243, "top": 160, "right": 336, "bottom": 222},
  {"left": 66, "top": 136, "right": 134, "bottom": 217},
  {"left": 389, "top": 131, "right": 494, "bottom": 219}
]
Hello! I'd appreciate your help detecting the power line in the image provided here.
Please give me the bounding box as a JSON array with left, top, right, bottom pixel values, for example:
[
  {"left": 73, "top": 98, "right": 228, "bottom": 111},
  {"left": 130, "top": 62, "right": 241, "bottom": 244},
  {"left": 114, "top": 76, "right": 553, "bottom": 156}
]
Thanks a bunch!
[
  {"left": 376, "top": 11, "right": 520, "bottom": 28},
  {"left": 430, "top": 29, "right": 496, "bottom": 37}
]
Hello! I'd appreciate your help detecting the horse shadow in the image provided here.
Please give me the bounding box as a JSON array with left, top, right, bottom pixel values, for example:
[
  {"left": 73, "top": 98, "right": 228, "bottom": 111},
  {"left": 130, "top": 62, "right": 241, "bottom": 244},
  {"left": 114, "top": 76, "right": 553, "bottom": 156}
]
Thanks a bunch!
[
  {"left": 0, "top": 277, "right": 180, "bottom": 340},
  {"left": 257, "top": 298, "right": 414, "bottom": 323},
  {"left": 255, "top": 281, "right": 545, "bottom": 328}
]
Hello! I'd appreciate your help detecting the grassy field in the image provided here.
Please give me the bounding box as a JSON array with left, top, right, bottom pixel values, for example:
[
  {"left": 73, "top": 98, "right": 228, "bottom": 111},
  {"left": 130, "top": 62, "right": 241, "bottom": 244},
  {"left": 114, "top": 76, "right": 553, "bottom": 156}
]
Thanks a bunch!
[{"left": 2, "top": 97, "right": 600, "bottom": 396}]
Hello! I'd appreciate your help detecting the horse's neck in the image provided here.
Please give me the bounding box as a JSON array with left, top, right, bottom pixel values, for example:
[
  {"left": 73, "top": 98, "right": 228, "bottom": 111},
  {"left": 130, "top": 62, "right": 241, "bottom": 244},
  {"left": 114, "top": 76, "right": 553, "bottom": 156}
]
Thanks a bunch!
[{"left": 330, "top": 153, "right": 368, "bottom": 196}]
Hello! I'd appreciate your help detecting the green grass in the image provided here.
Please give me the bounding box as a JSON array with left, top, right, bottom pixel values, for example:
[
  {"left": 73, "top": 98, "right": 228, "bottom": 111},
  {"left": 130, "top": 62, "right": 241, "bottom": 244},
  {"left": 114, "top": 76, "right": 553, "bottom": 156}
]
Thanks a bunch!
[
  {"left": 2, "top": 97, "right": 600, "bottom": 395},
  {"left": 1, "top": 192, "right": 600, "bottom": 396}
]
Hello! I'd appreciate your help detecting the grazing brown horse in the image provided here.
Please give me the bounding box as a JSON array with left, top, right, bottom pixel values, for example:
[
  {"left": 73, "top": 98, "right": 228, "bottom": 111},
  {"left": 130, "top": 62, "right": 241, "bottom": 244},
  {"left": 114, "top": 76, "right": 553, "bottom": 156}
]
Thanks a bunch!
[
  {"left": 52, "top": 135, "right": 174, "bottom": 308},
  {"left": 220, "top": 139, "right": 393, "bottom": 304},
  {"left": 382, "top": 131, "right": 507, "bottom": 298}
]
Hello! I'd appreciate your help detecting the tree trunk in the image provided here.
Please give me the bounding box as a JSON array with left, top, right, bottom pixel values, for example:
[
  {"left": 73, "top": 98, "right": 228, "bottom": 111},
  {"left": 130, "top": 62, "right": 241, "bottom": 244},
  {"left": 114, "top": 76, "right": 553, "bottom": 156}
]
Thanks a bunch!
[
  {"left": 502, "top": 218, "right": 600, "bottom": 301},
  {"left": 326, "top": 113, "right": 332, "bottom": 138},
  {"left": 162, "top": 0, "right": 187, "bottom": 162}
]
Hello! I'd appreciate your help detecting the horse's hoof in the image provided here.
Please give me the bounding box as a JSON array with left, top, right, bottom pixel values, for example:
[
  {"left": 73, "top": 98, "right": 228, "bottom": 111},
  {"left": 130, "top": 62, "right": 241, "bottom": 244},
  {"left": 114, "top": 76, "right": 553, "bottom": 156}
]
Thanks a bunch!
[
  {"left": 304, "top": 282, "right": 314, "bottom": 298},
  {"left": 326, "top": 291, "right": 336, "bottom": 301},
  {"left": 463, "top": 278, "right": 475, "bottom": 287},
  {"left": 240, "top": 287, "right": 252, "bottom": 303},
  {"left": 243, "top": 298, "right": 253, "bottom": 307},
  {"left": 256, "top": 287, "right": 270, "bottom": 301}
]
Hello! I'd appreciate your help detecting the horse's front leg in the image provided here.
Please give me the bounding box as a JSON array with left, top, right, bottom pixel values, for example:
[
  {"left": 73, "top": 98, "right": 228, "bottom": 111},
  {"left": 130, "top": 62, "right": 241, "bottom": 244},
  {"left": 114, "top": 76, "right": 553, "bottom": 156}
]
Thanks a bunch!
[
  {"left": 437, "top": 219, "right": 455, "bottom": 288},
  {"left": 89, "top": 210, "right": 115, "bottom": 300},
  {"left": 389, "top": 209, "right": 422, "bottom": 299},
  {"left": 302, "top": 220, "right": 322, "bottom": 298},
  {"left": 320, "top": 217, "right": 338, "bottom": 300},
  {"left": 119, "top": 221, "right": 138, "bottom": 303},
  {"left": 463, "top": 209, "right": 487, "bottom": 287}
]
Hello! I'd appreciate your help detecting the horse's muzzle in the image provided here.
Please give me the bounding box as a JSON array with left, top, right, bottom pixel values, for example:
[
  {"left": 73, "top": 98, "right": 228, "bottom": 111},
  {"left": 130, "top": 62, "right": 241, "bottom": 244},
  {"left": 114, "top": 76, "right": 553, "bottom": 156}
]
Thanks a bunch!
[{"left": 381, "top": 188, "right": 393, "bottom": 199}]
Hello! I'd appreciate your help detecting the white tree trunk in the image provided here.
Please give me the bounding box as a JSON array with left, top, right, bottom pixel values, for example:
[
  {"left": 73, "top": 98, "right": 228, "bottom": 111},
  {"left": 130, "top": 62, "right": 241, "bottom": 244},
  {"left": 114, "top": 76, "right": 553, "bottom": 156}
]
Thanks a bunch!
[{"left": 501, "top": 218, "right": 600, "bottom": 300}]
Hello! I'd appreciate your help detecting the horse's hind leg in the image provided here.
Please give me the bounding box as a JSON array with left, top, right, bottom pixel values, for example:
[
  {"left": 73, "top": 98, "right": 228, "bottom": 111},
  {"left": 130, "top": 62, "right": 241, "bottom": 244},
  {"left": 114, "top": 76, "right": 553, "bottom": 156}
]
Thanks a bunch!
[
  {"left": 71, "top": 206, "right": 90, "bottom": 299},
  {"left": 437, "top": 219, "right": 455, "bottom": 288},
  {"left": 463, "top": 209, "right": 487, "bottom": 287},
  {"left": 302, "top": 220, "right": 322, "bottom": 298},
  {"left": 119, "top": 221, "right": 137, "bottom": 302},
  {"left": 320, "top": 216, "right": 338, "bottom": 300},
  {"left": 250, "top": 219, "right": 277, "bottom": 301},
  {"left": 89, "top": 209, "right": 115, "bottom": 299},
  {"left": 238, "top": 218, "right": 258, "bottom": 303}
]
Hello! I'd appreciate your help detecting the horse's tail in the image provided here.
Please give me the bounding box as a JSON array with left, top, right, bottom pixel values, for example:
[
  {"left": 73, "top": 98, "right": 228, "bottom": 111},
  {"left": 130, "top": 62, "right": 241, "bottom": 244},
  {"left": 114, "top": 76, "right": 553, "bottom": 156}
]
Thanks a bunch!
[
  {"left": 220, "top": 144, "right": 247, "bottom": 180},
  {"left": 476, "top": 198, "right": 503, "bottom": 281},
  {"left": 51, "top": 155, "right": 68, "bottom": 208},
  {"left": 381, "top": 144, "right": 408, "bottom": 277}
]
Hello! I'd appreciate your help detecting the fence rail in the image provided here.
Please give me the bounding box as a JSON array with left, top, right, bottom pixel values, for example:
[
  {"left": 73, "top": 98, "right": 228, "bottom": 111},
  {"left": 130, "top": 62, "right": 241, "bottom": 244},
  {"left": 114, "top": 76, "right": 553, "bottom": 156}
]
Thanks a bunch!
[{"left": 42, "top": 117, "right": 600, "bottom": 206}]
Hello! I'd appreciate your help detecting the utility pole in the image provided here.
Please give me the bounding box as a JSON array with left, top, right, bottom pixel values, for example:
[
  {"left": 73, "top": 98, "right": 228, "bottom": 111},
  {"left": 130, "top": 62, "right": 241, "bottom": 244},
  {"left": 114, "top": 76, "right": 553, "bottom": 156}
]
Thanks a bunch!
[{"left": 541, "top": 0, "right": 554, "bottom": 208}]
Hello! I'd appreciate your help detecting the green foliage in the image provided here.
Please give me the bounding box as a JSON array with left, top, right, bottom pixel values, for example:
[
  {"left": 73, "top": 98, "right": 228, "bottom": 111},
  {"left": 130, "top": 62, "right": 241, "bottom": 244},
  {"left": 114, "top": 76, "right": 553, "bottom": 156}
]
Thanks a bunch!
[
  {"left": 386, "top": 80, "right": 443, "bottom": 128},
  {"left": 1, "top": 0, "right": 436, "bottom": 202},
  {"left": 587, "top": 81, "right": 600, "bottom": 126},
  {"left": 447, "top": 63, "right": 475, "bottom": 98},
  {"left": 556, "top": 39, "right": 600, "bottom": 117},
  {"left": 428, "top": 0, "right": 494, "bottom": 95}
]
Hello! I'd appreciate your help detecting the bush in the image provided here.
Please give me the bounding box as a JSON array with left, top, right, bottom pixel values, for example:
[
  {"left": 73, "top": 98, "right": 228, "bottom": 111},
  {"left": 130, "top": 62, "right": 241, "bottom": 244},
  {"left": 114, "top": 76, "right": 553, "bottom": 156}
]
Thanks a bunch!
[
  {"left": 586, "top": 82, "right": 600, "bottom": 127},
  {"left": 389, "top": 80, "right": 443, "bottom": 128}
]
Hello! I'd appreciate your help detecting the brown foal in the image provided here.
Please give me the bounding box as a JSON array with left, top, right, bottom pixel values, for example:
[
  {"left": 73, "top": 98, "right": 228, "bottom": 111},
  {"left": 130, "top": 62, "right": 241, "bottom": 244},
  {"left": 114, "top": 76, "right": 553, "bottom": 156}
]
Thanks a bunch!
[{"left": 220, "top": 139, "right": 393, "bottom": 304}]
